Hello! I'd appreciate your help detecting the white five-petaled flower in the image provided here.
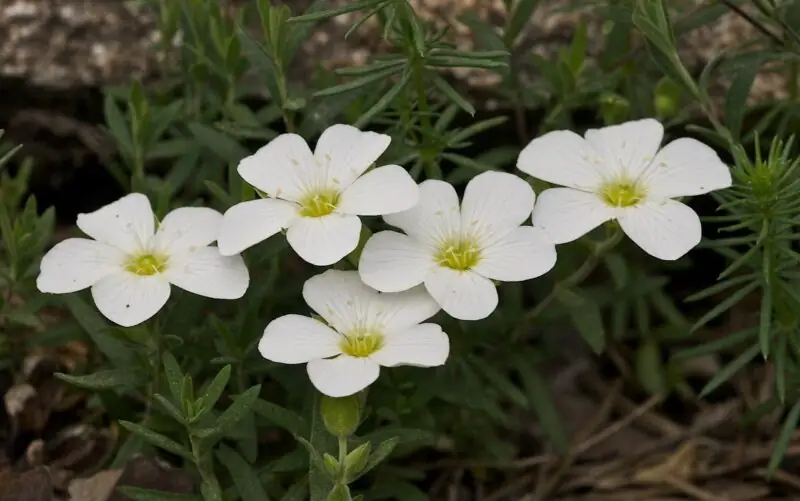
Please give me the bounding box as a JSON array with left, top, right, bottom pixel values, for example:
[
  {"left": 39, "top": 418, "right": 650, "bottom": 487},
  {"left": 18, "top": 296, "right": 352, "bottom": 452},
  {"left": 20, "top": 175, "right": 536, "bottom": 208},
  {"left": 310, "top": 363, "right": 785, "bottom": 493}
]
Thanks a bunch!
[
  {"left": 36, "top": 193, "right": 250, "bottom": 327},
  {"left": 259, "top": 269, "right": 449, "bottom": 398},
  {"left": 357, "top": 171, "right": 558, "bottom": 321},
  {"left": 217, "top": 124, "right": 419, "bottom": 266},
  {"left": 517, "top": 118, "right": 732, "bottom": 261}
]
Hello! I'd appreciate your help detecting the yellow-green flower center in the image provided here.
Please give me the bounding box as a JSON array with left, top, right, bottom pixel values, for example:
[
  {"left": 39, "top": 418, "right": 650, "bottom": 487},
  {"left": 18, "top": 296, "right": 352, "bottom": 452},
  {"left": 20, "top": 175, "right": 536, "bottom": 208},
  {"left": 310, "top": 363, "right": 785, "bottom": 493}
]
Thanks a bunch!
[
  {"left": 125, "top": 254, "right": 167, "bottom": 276},
  {"left": 299, "top": 189, "right": 341, "bottom": 218},
  {"left": 600, "top": 180, "right": 645, "bottom": 208},
  {"left": 435, "top": 238, "right": 481, "bottom": 271},
  {"left": 340, "top": 332, "right": 384, "bottom": 358}
]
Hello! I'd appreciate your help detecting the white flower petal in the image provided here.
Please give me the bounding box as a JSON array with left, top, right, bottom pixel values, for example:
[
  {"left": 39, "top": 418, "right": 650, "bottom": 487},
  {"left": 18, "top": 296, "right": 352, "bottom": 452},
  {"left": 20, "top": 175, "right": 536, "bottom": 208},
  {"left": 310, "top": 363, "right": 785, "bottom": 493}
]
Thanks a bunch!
[
  {"left": 303, "top": 269, "right": 377, "bottom": 333},
  {"left": 90, "top": 273, "right": 171, "bottom": 327},
  {"left": 37, "top": 238, "right": 125, "bottom": 293},
  {"left": 424, "top": 268, "right": 498, "bottom": 321},
  {"left": 584, "top": 118, "right": 664, "bottom": 179},
  {"left": 473, "top": 226, "right": 557, "bottom": 282},
  {"left": 383, "top": 180, "right": 461, "bottom": 244},
  {"left": 337, "top": 165, "right": 419, "bottom": 216},
  {"left": 307, "top": 355, "right": 381, "bottom": 397},
  {"left": 164, "top": 246, "right": 249, "bottom": 299},
  {"left": 259, "top": 314, "right": 342, "bottom": 364},
  {"left": 237, "top": 134, "right": 315, "bottom": 202},
  {"left": 217, "top": 199, "right": 299, "bottom": 256},
  {"left": 641, "top": 138, "right": 732, "bottom": 198},
  {"left": 286, "top": 214, "right": 362, "bottom": 266},
  {"left": 371, "top": 323, "right": 449, "bottom": 367},
  {"left": 76, "top": 193, "right": 155, "bottom": 253},
  {"left": 517, "top": 130, "right": 605, "bottom": 190},
  {"left": 314, "top": 124, "right": 391, "bottom": 188},
  {"left": 461, "top": 171, "right": 535, "bottom": 242},
  {"left": 376, "top": 286, "right": 441, "bottom": 333},
  {"left": 532, "top": 188, "right": 616, "bottom": 244},
  {"left": 358, "top": 231, "right": 432, "bottom": 293},
  {"left": 151, "top": 207, "right": 222, "bottom": 255},
  {"left": 618, "top": 199, "right": 701, "bottom": 261}
]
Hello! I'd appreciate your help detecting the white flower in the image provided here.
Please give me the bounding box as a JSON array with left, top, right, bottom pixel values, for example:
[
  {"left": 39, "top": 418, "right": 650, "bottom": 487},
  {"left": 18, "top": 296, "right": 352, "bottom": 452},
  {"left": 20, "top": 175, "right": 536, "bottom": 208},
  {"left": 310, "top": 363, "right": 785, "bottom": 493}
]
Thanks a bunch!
[
  {"left": 36, "top": 193, "right": 249, "bottom": 327},
  {"left": 517, "top": 118, "right": 732, "bottom": 261},
  {"left": 357, "top": 171, "right": 557, "bottom": 321},
  {"left": 217, "top": 124, "right": 419, "bottom": 266},
  {"left": 259, "top": 270, "right": 449, "bottom": 397}
]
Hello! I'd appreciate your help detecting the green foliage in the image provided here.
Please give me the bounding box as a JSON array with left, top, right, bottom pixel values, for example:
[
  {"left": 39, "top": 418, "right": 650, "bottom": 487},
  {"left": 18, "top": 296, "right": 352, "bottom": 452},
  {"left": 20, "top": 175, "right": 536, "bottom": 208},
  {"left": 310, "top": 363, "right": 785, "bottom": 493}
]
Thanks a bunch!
[{"left": 7, "top": 0, "right": 800, "bottom": 499}]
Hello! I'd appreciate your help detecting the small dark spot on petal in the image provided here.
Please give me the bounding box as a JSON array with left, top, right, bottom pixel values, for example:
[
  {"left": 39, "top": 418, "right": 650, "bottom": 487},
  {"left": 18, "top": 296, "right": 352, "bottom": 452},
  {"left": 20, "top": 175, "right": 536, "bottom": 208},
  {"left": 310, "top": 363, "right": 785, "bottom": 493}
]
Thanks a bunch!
[{"left": 125, "top": 304, "right": 130, "bottom": 308}]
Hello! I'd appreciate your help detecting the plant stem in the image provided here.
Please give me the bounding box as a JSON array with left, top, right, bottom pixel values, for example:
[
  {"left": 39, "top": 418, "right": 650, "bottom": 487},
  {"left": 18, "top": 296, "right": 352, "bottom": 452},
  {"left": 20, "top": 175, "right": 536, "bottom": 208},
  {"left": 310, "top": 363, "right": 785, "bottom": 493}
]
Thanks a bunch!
[
  {"left": 410, "top": 54, "right": 438, "bottom": 178},
  {"left": 337, "top": 435, "right": 348, "bottom": 480},
  {"left": 513, "top": 226, "right": 624, "bottom": 341},
  {"left": 191, "top": 435, "right": 223, "bottom": 501}
]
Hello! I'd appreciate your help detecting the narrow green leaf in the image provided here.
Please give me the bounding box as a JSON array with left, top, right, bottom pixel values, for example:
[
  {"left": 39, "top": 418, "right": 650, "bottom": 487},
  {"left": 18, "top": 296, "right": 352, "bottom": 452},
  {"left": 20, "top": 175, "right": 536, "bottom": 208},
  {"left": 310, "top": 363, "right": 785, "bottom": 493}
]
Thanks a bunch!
[
  {"left": 459, "top": 11, "right": 505, "bottom": 52},
  {"left": 555, "top": 287, "right": 606, "bottom": 354},
  {"left": 217, "top": 444, "right": 270, "bottom": 501},
  {"left": 672, "top": 327, "right": 757, "bottom": 360},
  {"left": 354, "top": 71, "right": 411, "bottom": 128},
  {"left": 162, "top": 352, "right": 184, "bottom": 404},
  {"left": 767, "top": 399, "right": 800, "bottom": 476},
  {"left": 119, "top": 421, "right": 192, "bottom": 460},
  {"left": 699, "top": 343, "right": 760, "bottom": 397},
  {"left": 205, "top": 180, "right": 236, "bottom": 207},
  {"left": 115, "top": 486, "right": 201, "bottom": 501},
  {"left": 196, "top": 365, "right": 231, "bottom": 415},
  {"left": 725, "top": 56, "right": 763, "bottom": 140},
  {"left": 449, "top": 116, "right": 507, "bottom": 143},
  {"left": 470, "top": 357, "right": 528, "bottom": 409},
  {"left": 685, "top": 274, "right": 756, "bottom": 302},
  {"left": 309, "top": 395, "right": 334, "bottom": 501},
  {"left": 430, "top": 74, "right": 475, "bottom": 116},
  {"left": 288, "top": 0, "right": 384, "bottom": 23},
  {"left": 313, "top": 65, "right": 403, "bottom": 98},
  {"left": 426, "top": 56, "right": 507, "bottom": 70},
  {"left": 252, "top": 398, "right": 310, "bottom": 437},
  {"left": 195, "top": 384, "right": 261, "bottom": 439},
  {"left": 690, "top": 280, "right": 760, "bottom": 332},
  {"left": 335, "top": 58, "right": 405, "bottom": 77},
  {"left": 236, "top": 23, "right": 283, "bottom": 104},
  {"left": 775, "top": 336, "right": 786, "bottom": 404},
  {"left": 284, "top": 0, "right": 327, "bottom": 61},
  {"left": 635, "top": 341, "right": 667, "bottom": 395},
  {"left": 62, "top": 295, "right": 136, "bottom": 367},
  {"left": 513, "top": 354, "right": 568, "bottom": 453},
  {"left": 188, "top": 122, "right": 249, "bottom": 164},
  {"left": 55, "top": 368, "right": 147, "bottom": 391},
  {"left": 349, "top": 437, "right": 398, "bottom": 482},
  {"left": 759, "top": 286, "right": 772, "bottom": 358},
  {"left": 103, "top": 94, "right": 133, "bottom": 157},
  {"left": 506, "top": 0, "right": 542, "bottom": 45},
  {"left": 153, "top": 394, "right": 187, "bottom": 425}
]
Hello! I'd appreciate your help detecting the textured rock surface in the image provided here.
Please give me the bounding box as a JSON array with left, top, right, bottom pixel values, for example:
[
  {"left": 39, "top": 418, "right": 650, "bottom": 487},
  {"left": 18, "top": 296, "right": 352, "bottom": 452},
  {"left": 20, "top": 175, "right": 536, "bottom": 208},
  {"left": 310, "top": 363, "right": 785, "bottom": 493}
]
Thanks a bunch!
[{"left": 0, "top": 0, "right": 784, "bottom": 100}]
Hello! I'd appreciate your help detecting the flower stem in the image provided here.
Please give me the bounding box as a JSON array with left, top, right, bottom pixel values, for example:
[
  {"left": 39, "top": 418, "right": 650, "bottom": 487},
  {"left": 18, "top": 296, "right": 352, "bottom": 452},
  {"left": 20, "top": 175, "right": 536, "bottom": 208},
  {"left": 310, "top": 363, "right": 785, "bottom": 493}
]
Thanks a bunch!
[
  {"left": 337, "top": 435, "right": 348, "bottom": 482},
  {"left": 513, "top": 225, "right": 624, "bottom": 341}
]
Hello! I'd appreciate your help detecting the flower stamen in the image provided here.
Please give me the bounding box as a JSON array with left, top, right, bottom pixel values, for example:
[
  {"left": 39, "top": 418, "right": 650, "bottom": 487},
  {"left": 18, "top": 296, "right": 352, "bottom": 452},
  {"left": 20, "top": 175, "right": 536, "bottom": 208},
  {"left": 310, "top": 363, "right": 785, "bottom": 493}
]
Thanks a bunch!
[
  {"left": 435, "top": 238, "right": 481, "bottom": 271},
  {"left": 340, "top": 332, "right": 384, "bottom": 358},
  {"left": 600, "top": 180, "right": 645, "bottom": 208},
  {"left": 125, "top": 254, "right": 167, "bottom": 276},
  {"left": 299, "top": 188, "right": 341, "bottom": 218}
]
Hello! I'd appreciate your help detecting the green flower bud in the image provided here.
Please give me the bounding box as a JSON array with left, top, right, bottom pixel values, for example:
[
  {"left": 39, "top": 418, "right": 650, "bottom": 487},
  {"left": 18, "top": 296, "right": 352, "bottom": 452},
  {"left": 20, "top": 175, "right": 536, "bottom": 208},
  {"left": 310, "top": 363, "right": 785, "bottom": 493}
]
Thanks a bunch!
[{"left": 320, "top": 394, "right": 362, "bottom": 438}]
